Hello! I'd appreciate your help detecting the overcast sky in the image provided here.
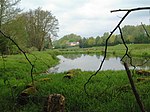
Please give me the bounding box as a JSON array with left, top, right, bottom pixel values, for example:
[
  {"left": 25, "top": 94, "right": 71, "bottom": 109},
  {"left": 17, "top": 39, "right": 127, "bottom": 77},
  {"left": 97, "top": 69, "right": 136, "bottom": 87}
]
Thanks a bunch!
[{"left": 19, "top": 0, "right": 150, "bottom": 38}]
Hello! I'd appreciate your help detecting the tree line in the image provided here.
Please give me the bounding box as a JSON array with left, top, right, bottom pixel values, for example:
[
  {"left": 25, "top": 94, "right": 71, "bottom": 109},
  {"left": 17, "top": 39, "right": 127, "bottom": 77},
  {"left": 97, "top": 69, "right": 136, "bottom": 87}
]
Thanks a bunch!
[
  {"left": 1, "top": 1, "right": 150, "bottom": 53},
  {"left": 0, "top": 0, "right": 59, "bottom": 55},
  {"left": 54, "top": 25, "right": 150, "bottom": 48}
]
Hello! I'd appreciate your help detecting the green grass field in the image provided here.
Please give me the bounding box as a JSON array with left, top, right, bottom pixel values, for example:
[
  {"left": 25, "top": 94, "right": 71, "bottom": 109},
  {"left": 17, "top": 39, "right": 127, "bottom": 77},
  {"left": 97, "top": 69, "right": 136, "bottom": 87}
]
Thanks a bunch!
[{"left": 0, "top": 44, "right": 150, "bottom": 112}]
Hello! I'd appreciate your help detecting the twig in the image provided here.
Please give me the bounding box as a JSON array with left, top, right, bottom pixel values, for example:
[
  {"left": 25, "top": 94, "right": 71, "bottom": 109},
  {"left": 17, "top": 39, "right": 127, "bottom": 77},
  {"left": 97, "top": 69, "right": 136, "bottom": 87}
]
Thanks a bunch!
[{"left": 118, "top": 26, "right": 136, "bottom": 74}]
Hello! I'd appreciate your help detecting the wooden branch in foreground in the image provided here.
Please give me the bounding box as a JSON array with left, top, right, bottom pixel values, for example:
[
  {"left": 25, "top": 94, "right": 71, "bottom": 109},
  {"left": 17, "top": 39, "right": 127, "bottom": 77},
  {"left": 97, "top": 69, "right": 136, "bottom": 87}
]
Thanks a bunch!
[{"left": 123, "top": 62, "right": 146, "bottom": 112}]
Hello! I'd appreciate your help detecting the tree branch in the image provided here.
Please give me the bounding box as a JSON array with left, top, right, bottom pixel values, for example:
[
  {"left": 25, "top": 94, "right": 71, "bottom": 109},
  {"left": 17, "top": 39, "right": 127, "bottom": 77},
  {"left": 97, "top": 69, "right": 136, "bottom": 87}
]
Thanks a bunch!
[
  {"left": 0, "top": 30, "right": 35, "bottom": 85},
  {"left": 123, "top": 62, "right": 146, "bottom": 112},
  {"left": 84, "top": 7, "right": 150, "bottom": 111},
  {"left": 111, "top": 7, "right": 150, "bottom": 13}
]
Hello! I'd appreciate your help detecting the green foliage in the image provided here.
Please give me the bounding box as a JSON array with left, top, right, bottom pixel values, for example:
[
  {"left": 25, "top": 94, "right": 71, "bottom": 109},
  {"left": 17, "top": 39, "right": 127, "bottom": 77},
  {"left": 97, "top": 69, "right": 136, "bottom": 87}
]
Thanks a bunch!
[
  {"left": 0, "top": 0, "right": 21, "bottom": 54},
  {"left": 53, "top": 33, "right": 81, "bottom": 48},
  {"left": 0, "top": 7, "right": 59, "bottom": 54},
  {"left": 24, "top": 8, "right": 59, "bottom": 51},
  {"left": 122, "top": 25, "right": 149, "bottom": 44},
  {"left": 78, "top": 25, "right": 150, "bottom": 48}
]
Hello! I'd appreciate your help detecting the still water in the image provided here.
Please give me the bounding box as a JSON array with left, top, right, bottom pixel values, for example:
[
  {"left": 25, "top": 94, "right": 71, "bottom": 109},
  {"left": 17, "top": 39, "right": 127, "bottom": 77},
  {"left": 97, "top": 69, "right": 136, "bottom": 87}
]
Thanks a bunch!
[{"left": 48, "top": 54, "right": 149, "bottom": 73}]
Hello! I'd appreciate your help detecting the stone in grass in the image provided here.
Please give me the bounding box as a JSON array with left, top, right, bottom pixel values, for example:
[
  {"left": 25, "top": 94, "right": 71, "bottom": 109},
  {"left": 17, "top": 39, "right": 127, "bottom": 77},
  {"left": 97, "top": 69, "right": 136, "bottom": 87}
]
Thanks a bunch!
[
  {"left": 63, "top": 69, "right": 81, "bottom": 79},
  {"left": 17, "top": 85, "right": 37, "bottom": 105},
  {"left": 43, "top": 94, "right": 65, "bottom": 112},
  {"left": 63, "top": 74, "right": 73, "bottom": 79}
]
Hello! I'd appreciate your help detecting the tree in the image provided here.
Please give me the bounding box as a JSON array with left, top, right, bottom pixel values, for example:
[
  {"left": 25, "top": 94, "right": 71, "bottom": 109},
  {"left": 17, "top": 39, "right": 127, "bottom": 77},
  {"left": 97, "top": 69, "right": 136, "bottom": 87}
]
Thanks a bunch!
[
  {"left": 24, "top": 7, "right": 59, "bottom": 51},
  {"left": 108, "top": 34, "right": 116, "bottom": 45},
  {"left": 95, "top": 36, "right": 102, "bottom": 46},
  {"left": 0, "top": 0, "right": 21, "bottom": 54},
  {"left": 101, "top": 32, "right": 109, "bottom": 45},
  {"left": 79, "top": 37, "right": 87, "bottom": 48},
  {"left": 1, "top": 14, "right": 28, "bottom": 54},
  {"left": 87, "top": 37, "right": 95, "bottom": 47},
  {"left": 0, "top": 0, "right": 21, "bottom": 28}
]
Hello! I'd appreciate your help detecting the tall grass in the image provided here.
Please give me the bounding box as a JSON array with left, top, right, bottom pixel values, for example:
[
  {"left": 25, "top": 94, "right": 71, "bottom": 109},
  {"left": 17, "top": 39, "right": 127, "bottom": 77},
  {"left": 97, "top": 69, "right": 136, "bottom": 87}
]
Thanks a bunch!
[{"left": 1, "top": 69, "right": 150, "bottom": 112}]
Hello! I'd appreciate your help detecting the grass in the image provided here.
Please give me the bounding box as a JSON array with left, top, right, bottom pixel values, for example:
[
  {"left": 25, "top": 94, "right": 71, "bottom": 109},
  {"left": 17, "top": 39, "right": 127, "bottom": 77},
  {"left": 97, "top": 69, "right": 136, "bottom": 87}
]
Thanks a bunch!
[
  {"left": 0, "top": 50, "right": 59, "bottom": 112},
  {"left": 35, "top": 70, "right": 150, "bottom": 112},
  {"left": 0, "top": 68, "right": 150, "bottom": 111},
  {"left": 0, "top": 44, "right": 150, "bottom": 112}
]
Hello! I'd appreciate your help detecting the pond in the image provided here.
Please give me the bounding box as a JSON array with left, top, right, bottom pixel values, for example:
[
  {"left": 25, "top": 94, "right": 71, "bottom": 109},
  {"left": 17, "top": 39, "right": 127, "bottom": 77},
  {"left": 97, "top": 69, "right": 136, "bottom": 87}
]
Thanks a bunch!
[{"left": 48, "top": 54, "right": 150, "bottom": 73}]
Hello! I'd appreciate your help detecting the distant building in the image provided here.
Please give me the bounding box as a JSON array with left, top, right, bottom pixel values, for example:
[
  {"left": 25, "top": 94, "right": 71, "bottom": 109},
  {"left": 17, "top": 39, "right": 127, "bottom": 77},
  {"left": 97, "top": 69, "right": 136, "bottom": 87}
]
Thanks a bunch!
[{"left": 68, "top": 42, "right": 79, "bottom": 47}]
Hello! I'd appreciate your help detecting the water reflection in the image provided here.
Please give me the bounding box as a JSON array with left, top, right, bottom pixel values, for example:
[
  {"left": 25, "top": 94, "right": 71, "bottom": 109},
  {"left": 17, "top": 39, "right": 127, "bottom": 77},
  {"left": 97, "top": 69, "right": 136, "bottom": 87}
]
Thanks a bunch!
[
  {"left": 62, "top": 54, "right": 82, "bottom": 60},
  {"left": 48, "top": 54, "right": 150, "bottom": 73}
]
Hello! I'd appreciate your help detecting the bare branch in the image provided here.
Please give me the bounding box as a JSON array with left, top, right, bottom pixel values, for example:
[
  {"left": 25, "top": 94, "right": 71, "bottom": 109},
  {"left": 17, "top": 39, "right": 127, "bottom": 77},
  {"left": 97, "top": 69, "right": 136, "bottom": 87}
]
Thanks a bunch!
[
  {"left": 123, "top": 62, "right": 146, "bottom": 112},
  {"left": 111, "top": 7, "right": 150, "bottom": 13},
  {"left": 84, "top": 8, "right": 131, "bottom": 96},
  {"left": 84, "top": 7, "right": 149, "bottom": 111}
]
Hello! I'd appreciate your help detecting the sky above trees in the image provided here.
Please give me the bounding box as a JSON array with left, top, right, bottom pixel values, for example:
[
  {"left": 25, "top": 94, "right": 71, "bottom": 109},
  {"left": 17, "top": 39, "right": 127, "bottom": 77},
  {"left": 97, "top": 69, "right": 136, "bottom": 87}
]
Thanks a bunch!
[{"left": 20, "top": 0, "right": 150, "bottom": 38}]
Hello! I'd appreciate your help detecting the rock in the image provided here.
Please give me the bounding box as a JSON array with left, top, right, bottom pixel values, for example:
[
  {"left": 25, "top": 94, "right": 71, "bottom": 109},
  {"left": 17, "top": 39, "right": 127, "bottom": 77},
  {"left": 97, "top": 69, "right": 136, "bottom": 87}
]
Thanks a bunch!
[
  {"left": 21, "top": 86, "right": 37, "bottom": 95},
  {"left": 63, "top": 69, "right": 81, "bottom": 79},
  {"left": 17, "top": 86, "right": 37, "bottom": 105},
  {"left": 63, "top": 74, "right": 73, "bottom": 79},
  {"left": 44, "top": 94, "right": 65, "bottom": 112}
]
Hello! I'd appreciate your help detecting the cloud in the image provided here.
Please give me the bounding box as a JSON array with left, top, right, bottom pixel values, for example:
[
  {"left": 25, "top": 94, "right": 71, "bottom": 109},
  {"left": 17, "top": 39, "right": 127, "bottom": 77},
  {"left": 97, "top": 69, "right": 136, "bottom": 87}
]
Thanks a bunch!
[{"left": 20, "top": 0, "right": 150, "bottom": 38}]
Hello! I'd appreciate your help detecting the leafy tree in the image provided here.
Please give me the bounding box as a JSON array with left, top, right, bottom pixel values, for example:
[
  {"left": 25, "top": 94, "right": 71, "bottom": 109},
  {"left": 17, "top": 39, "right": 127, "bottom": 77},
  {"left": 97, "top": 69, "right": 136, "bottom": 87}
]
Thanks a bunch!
[
  {"left": 24, "top": 7, "right": 59, "bottom": 51},
  {"left": 0, "top": 0, "right": 21, "bottom": 54},
  {"left": 0, "top": 0, "right": 21, "bottom": 28},
  {"left": 87, "top": 37, "right": 95, "bottom": 47},
  {"left": 1, "top": 14, "right": 28, "bottom": 53},
  {"left": 108, "top": 34, "right": 116, "bottom": 45},
  {"left": 101, "top": 32, "right": 109, "bottom": 45},
  {"left": 79, "top": 37, "right": 87, "bottom": 48},
  {"left": 95, "top": 36, "right": 102, "bottom": 46}
]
